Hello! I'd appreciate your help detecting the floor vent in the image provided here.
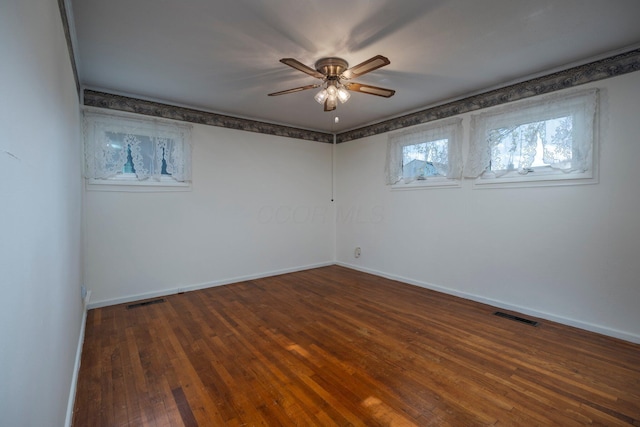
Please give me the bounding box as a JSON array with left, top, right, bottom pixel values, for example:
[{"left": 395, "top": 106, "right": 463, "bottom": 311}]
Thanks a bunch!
[
  {"left": 127, "top": 298, "right": 166, "bottom": 309},
  {"left": 494, "top": 311, "right": 539, "bottom": 326}
]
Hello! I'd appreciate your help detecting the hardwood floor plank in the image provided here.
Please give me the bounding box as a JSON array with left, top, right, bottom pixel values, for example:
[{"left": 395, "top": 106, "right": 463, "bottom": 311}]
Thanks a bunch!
[
  {"left": 73, "top": 266, "right": 640, "bottom": 426},
  {"left": 157, "top": 303, "right": 239, "bottom": 426},
  {"left": 171, "top": 387, "right": 197, "bottom": 427}
]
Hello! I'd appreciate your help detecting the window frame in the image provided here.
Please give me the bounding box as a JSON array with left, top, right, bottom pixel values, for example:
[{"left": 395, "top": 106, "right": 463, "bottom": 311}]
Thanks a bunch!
[
  {"left": 467, "top": 89, "right": 598, "bottom": 188},
  {"left": 386, "top": 117, "right": 463, "bottom": 190},
  {"left": 83, "top": 108, "right": 192, "bottom": 192}
]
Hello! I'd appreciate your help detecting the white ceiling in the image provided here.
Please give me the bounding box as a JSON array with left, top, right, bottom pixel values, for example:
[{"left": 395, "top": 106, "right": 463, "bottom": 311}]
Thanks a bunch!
[{"left": 70, "top": 0, "right": 640, "bottom": 133}]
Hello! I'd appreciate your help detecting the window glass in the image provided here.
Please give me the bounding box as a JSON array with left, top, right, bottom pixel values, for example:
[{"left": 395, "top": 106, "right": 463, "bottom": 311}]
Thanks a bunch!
[
  {"left": 402, "top": 139, "right": 448, "bottom": 180},
  {"left": 489, "top": 116, "right": 573, "bottom": 174},
  {"left": 106, "top": 131, "right": 171, "bottom": 176}
]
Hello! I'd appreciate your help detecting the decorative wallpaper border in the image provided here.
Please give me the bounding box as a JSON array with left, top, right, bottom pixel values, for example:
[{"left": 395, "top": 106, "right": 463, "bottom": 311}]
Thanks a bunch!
[
  {"left": 83, "top": 48, "right": 640, "bottom": 144},
  {"left": 83, "top": 90, "right": 334, "bottom": 143},
  {"left": 337, "top": 48, "right": 640, "bottom": 143}
]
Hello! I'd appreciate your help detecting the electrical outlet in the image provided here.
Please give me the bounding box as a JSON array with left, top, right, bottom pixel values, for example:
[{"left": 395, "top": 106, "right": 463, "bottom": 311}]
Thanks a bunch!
[{"left": 354, "top": 247, "right": 361, "bottom": 258}]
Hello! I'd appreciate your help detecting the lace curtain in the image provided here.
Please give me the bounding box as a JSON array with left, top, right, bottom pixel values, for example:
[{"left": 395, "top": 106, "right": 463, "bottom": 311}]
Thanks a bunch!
[
  {"left": 84, "top": 110, "right": 192, "bottom": 182},
  {"left": 385, "top": 117, "right": 463, "bottom": 184},
  {"left": 465, "top": 89, "right": 597, "bottom": 178}
]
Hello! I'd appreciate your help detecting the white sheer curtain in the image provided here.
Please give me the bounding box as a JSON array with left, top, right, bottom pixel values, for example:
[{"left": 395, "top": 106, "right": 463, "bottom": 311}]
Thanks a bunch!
[
  {"left": 84, "top": 110, "right": 192, "bottom": 182},
  {"left": 465, "top": 89, "right": 597, "bottom": 178},
  {"left": 385, "top": 117, "right": 463, "bottom": 184}
]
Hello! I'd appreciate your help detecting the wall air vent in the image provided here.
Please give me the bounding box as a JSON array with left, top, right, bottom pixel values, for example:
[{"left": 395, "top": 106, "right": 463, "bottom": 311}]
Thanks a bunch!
[
  {"left": 127, "top": 298, "right": 166, "bottom": 309},
  {"left": 494, "top": 311, "right": 539, "bottom": 326}
]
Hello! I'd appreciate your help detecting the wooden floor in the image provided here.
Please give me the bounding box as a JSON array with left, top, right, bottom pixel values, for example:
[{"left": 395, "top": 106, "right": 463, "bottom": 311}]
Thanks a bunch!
[{"left": 72, "top": 266, "right": 640, "bottom": 426}]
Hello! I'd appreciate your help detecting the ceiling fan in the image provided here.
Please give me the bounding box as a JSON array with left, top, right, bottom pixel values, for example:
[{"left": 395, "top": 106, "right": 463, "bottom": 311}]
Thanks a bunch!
[{"left": 268, "top": 55, "right": 395, "bottom": 112}]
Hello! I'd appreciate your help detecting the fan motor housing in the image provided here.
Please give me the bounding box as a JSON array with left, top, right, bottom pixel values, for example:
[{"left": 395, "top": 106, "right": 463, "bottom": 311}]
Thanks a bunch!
[{"left": 315, "top": 57, "right": 349, "bottom": 77}]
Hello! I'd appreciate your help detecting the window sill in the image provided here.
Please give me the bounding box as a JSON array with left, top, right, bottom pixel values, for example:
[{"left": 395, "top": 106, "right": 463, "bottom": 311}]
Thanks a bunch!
[
  {"left": 86, "top": 176, "right": 191, "bottom": 192},
  {"left": 473, "top": 170, "right": 597, "bottom": 189},
  {"left": 390, "top": 178, "right": 461, "bottom": 191}
]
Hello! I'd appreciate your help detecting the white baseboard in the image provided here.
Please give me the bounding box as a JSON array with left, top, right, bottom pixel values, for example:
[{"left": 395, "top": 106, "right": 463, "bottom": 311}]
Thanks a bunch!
[
  {"left": 87, "top": 262, "right": 334, "bottom": 309},
  {"left": 65, "top": 290, "right": 91, "bottom": 427},
  {"left": 84, "top": 260, "right": 640, "bottom": 344},
  {"left": 337, "top": 262, "right": 640, "bottom": 345}
]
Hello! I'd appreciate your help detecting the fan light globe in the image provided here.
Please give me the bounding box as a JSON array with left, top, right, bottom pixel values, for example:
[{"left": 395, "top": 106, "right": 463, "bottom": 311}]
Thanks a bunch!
[
  {"left": 326, "top": 96, "right": 338, "bottom": 110},
  {"left": 314, "top": 89, "right": 328, "bottom": 104},
  {"left": 326, "top": 85, "right": 337, "bottom": 97},
  {"left": 337, "top": 87, "right": 351, "bottom": 103}
]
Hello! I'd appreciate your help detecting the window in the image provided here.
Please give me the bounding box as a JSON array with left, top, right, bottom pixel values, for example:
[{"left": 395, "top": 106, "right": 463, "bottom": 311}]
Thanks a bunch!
[
  {"left": 84, "top": 109, "right": 192, "bottom": 190},
  {"left": 386, "top": 118, "right": 463, "bottom": 188},
  {"left": 466, "top": 89, "right": 598, "bottom": 186}
]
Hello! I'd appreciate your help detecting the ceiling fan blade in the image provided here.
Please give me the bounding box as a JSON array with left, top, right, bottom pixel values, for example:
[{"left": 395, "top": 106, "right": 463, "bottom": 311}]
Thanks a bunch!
[
  {"left": 346, "top": 83, "right": 395, "bottom": 98},
  {"left": 280, "top": 58, "right": 325, "bottom": 79},
  {"left": 340, "top": 55, "right": 390, "bottom": 80},
  {"left": 268, "top": 84, "right": 319, "bottom": 96}
]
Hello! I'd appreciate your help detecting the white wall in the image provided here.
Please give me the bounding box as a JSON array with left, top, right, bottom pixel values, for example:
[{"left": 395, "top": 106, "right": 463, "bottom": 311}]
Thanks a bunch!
[
  {"left": 85, "top": 125, "right": 334, "bottom": 305},
  {"left": 336, "top": 72, "right": 640, "bottom": 343},
  {"left": 0, "top": 0, "right": 84, "bottom": 425}
]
